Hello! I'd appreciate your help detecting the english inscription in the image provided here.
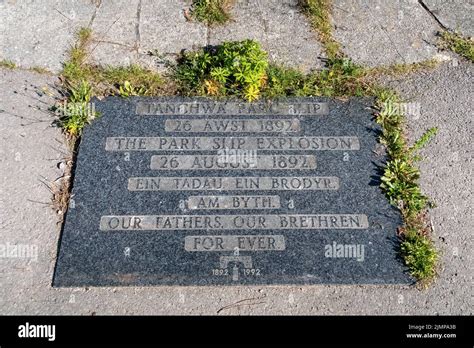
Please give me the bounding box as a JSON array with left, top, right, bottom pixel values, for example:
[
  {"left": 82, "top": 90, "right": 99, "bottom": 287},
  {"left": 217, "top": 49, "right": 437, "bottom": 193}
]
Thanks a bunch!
[
  {"left": 106, "top": 136, "right": 360, "bottom": 151},
  {"left": 184, "top": 235, "right": 286, "bottom": 251},
  {"left": 99, "top": 214, "right": 369, "bottom": 231}
]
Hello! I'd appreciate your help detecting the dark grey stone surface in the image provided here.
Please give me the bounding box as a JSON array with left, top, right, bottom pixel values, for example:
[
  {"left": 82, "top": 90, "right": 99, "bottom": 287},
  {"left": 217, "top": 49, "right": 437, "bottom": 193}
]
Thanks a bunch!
[{"left": 53, "top": 97, "right": 412, "bottom": 286}]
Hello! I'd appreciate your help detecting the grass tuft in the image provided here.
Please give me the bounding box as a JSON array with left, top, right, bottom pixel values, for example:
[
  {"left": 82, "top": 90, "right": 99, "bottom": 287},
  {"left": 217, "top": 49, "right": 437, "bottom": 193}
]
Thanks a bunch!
[
  {"left": 59, "top": 27, "right": 98, "bottom": 136},
  {"left": 400, "top": 228, "right": 438, "bottom": 284},
  {"left": 262, "top": 58, "right": 368, "bottom": 98},
  {"left": 410, "top": 127, "right": 437, "bottom": 154},
  {"left": 0, "top": 59, "right": 17, "bottom": 69},
  {"left": 191, "top": 0, "right": 234, "bottom": 26},
  {"left": 56, "top": 79, "right": 96, "bottom": 136},
  {"left": 101, "top": 64, "right": 162, "bottom": 96},
  {"left": 263, "top": 65, "right": 311, "bottom": 98},
  {"left": 77, "top": 27, "right": 92, "bottom": 43},
  {"left": 299, "top": 0, "right": 342, "bottom": 59},
  {"left": 62, "top": 27, "right": 94, "bottom": 83},
  {"left": 438, "top": 30, "right": 474, "bottom": 62},
  {"left": 29, "top": 66, "right": 51, "bottom": 74},
  {"left": 367, "top": 59, "right": 440, "bottom": 77},
  {"left": 175, "top": 44, "right": 371, "bottom": 100}
]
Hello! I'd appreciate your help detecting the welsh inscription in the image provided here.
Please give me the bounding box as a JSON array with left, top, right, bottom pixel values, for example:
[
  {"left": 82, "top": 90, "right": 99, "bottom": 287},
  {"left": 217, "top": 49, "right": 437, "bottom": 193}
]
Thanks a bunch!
[
  {"left": 128, "top": 176, "right": 340, "bottom": 191},
  {"left": 187, "top": 195, "right": 281, "bottom": 209},
  {"left": 136, "top": 101, "right": 329, "bottom": 116}
]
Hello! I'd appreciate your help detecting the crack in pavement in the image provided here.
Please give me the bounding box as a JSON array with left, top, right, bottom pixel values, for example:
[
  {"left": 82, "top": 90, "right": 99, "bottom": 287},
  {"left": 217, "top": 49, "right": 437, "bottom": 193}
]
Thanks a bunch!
[
  {"left": 88, "top": 0, "right": 103, "bottom": 28},
  {"left": 205, "top": 6, "right": 210, "bottom": 47},
  {"left": 88, "top": 17, "right": 122, "bottom": 60},
  {"left": 359, "top": 2, "right": 407, "bottom": 63},
  {"left": 216, "top": 295, "right": 267, "bottom": 314},
  {"left": 135, "top": 0, "right": 142, "bottom": 56},
  {"left": 92, "top": 39, "right": 135, "bottom": 49},
  {"left": 418, "top": 0, "right": 448, "bottom": 30}
]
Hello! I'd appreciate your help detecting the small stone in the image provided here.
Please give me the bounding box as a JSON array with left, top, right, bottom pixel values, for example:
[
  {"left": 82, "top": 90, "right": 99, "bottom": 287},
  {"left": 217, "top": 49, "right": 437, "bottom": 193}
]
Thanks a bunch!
[{"left": 58, "top": 162, "right": 66, "bottom": 170}]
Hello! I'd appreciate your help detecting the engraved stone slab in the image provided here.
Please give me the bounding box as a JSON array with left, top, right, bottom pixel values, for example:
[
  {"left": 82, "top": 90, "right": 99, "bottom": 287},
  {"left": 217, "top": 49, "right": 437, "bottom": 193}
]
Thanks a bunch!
[{"left": 53, "top": 97, "right": 411, "bottom": 286}]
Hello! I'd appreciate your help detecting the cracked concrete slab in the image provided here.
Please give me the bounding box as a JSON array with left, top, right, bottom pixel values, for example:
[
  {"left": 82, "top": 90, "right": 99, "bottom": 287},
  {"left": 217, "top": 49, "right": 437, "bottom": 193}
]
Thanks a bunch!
[
  {"left": 0, "top": 69, "right": 67, "bottom": 309},
  {"left": 139, "top": 0, "right": 207, "bottom": 55},
  {"left": 0, "top": 0, "right": 97, "bottom": 73},
  {"left": 87, "top": 0, "right": 140, "bottom": 66},
  {"left": 421, "top": 0, "right": 474, "bottom": 37},
  {"left": 332, "top": 0, "right": 441, "bottom": 67},
  {"left": 0, "top": 64, "right": 471, "bottom": 315},
  {"left": 0, "top": 1, "right": 206, "bottom": 72},
  {"left": 209, "top": 0, "right": 325, "bottom": 71},
  {"left": 86, "top": 0, "right": 207, "bottom": 70}
]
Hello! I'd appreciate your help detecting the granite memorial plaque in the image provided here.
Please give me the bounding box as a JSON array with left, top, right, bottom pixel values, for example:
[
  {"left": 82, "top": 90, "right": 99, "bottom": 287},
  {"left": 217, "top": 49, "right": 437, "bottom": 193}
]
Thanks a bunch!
[{"left": 53, "top": 97, "right": 412, "bottom": 286}]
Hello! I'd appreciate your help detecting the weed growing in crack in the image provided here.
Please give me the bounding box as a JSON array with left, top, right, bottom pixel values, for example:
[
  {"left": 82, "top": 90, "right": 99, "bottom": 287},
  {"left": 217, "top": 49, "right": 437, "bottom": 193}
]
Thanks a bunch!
[
  {"left": 299, "top": 0, "right": 342, "bottom": 59},
  {"left": 190, "top": 0, "right": 234, "bottom": 26},
  {"left": 438, "top": 30, "right": 474, "bottom": 62},
  {"left": 0, "top": 59, "right": 17, "bottom": 69},
  {"left": 175, "top": 40, "right": 268, "bottom": 101}
]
